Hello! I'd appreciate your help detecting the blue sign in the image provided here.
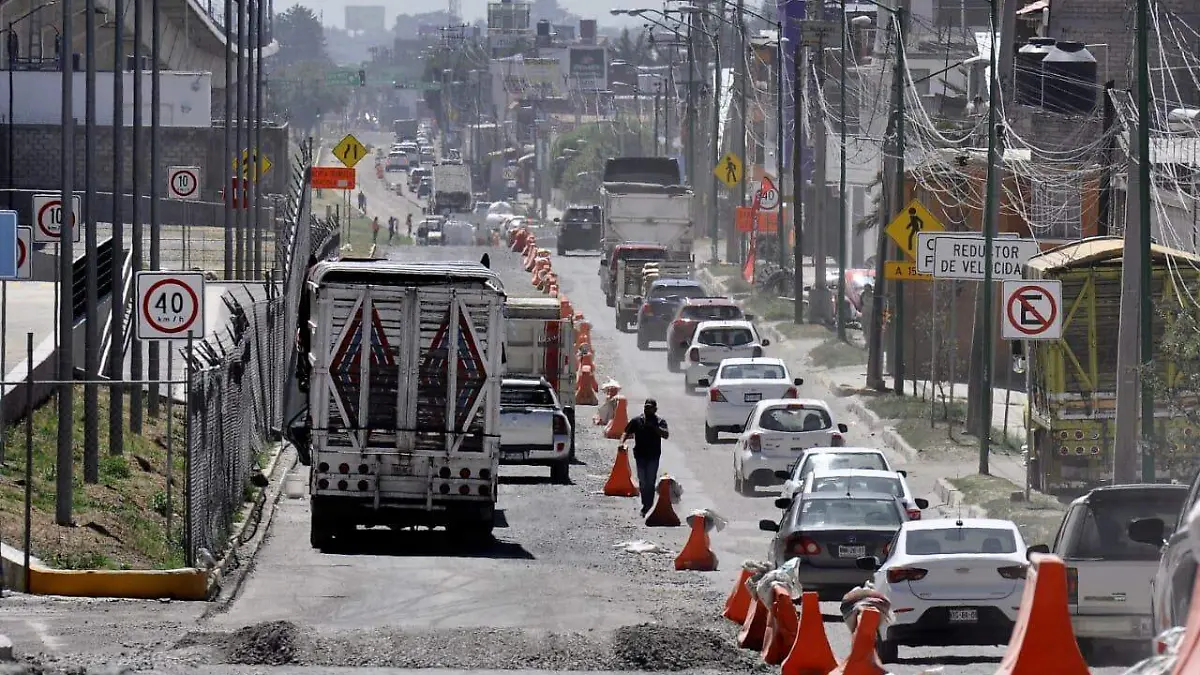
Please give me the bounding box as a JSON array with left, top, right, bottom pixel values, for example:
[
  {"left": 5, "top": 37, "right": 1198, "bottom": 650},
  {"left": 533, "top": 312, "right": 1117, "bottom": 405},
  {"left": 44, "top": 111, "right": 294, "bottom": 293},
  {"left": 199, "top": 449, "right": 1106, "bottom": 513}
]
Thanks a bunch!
[{"left": 0, "top": 211, "right": 17, "bottom": 279}]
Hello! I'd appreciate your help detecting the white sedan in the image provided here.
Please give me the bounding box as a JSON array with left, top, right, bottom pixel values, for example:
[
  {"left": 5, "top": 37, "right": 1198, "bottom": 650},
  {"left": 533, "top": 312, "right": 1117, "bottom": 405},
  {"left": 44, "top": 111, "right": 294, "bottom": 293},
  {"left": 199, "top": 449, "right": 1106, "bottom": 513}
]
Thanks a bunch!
[
  {"left": 800, "top": 468, "right": 929, "bottom": 520},
  {"left": 683, "top": 320, "right": 770, "bottom": 391},
  {"left": 857, "top": 518, "right": 1049, "bottom": 663},
  {"left": 700, "top": 357, "right": 804, "bottom": 442},
  {"left": 731, "top": 399, "right": 848, "bottom": 495},
  {"left": 778, "top": 447, "right": 893, "bottom": 497}
]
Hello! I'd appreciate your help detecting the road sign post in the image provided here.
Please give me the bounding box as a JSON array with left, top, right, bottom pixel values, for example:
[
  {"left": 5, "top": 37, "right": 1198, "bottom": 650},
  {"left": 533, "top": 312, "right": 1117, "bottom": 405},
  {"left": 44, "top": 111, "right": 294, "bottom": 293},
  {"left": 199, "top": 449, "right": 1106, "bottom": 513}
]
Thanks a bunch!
[
  {"left": 310, "top": 166, "right": 357, "bottom": 190},
  {"left": 14, "top": 227, "right": 31, "bottom": 280},
  {"left": 932, "top": 235, "right": 1040, "bottom": 280},
  {"left": 136, "top": 271, "right": 206, "bottom": 341},
  {"left": 1001, "top": 280, "right": 1062, "bottom": 340},
  {"left": 714, "top": 152, "right": 743, "bottom": 188},
  {"left": 167, "top": 166, "right": 201, "bottom": 200},
  {"left": 333, "top": 134, "right": 368, "bottom": 169},
  {"left": 32, "top": 194, "right": 82, "bottom": 243},
  {"left": 885, "top": 198, "right": 945, "bottom": 260},
  {"left": 915, "top": 231, "right": 1017, "bottom": 275},
  {"left": 0, "top": 211, "right": 17, "bottom": 279},
  {"left": 796, "top": 19, "right": 837, "bottom": 47},
  {"left": 756, "top": 176, "right": 780, "bottom": 210}
]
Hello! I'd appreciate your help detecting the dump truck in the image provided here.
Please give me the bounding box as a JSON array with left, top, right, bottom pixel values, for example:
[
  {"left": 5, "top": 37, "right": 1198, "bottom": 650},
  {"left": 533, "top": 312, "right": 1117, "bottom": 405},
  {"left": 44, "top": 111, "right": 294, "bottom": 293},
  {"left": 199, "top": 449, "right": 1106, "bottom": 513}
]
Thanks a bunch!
[
  {"left": 1022, "top": 237, "right": 1200, "bottom": 495},
  {"left": 599, "top": 157, "right": 694, "bottom": 269},
  {"left": 432, "top": 163, "right": 473, "bottom": 214},
  {"left": 284, "top": 256, "right": 506, "bottom": 549}
]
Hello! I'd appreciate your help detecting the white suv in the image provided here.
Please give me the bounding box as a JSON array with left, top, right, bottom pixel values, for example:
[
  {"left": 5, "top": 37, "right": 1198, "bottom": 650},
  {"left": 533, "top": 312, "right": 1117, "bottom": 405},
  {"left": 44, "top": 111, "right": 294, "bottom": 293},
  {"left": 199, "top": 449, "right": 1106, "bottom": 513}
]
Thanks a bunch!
[{"left": 682, "top": 320, "right": 769, "bottom": 392}]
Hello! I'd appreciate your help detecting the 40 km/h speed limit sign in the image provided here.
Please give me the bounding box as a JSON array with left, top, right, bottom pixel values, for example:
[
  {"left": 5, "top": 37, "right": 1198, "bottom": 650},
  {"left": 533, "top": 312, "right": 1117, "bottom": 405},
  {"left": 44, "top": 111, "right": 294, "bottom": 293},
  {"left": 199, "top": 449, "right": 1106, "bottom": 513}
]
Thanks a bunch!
[
  {"left": 136, "top": 272, "right": 207, "bottom": 341},
  {"left": 168, "top": 166, "right": 201, "bottom": 200},
  {"left": 32, "top": 194, "right": 82, "bottom": 243},
  {"left": 756, "top": 176, "right": 780, "bottom": 210}
]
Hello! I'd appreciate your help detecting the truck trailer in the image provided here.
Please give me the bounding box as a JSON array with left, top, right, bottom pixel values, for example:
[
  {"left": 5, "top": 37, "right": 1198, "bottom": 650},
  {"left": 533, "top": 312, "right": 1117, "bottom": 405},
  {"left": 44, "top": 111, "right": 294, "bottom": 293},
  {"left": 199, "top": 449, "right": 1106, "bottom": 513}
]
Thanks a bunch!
[{"left": 599, "top": 157, "right": 694, "bottom": 268}]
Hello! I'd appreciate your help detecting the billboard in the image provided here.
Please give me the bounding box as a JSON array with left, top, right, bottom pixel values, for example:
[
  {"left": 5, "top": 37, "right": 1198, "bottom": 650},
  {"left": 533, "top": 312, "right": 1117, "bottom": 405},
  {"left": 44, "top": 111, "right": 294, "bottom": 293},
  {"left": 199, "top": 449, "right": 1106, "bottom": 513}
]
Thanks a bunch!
[
  {"left": 491, "top": 57, "right": 565, "bottom": 99},
  {"left": 569, "top": 46, "right": 607, "bottom": 91},
  {"left": 345, "top": 5, "right": 385, "bottom": 32}
]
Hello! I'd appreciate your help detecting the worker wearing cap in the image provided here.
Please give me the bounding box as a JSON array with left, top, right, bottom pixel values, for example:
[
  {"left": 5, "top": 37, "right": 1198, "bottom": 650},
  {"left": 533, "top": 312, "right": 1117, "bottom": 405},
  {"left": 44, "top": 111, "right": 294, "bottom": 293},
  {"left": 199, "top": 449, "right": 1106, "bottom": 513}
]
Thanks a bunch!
[{"left": 621, "top": 398, "right": 670, "bottom": 517}]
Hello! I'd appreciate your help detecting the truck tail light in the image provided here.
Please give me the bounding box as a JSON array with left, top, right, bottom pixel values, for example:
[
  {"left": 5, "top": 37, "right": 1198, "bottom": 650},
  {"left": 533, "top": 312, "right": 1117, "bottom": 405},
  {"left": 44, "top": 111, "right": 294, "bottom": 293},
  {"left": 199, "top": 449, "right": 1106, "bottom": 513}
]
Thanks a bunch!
[
  {"left": 747, "top": 433, "right": 762, "bottom": 452},
  {"left": 553, "top": 414, "right": 571, "bottom": 435},
  {"left": 1066, "top": 566, "right": 1078, "bottom": 604},
  {"left": 689, "top": 347, "right": 700, "bottom": 362},
  {"left": 791, "top": 536, "right": 821, "bottom": 556},
  {"left": 831, "top": 433, "right": 845, "bottom": 447},
  {"left": 784, "top": 387, "right": 798, "bottom": 398},
  {"left": 709, "top": 388, "right": 727, "bottom": 402},
  {"left": 998, "top": 565, "right": 1028, "bottom": 580},
  {"left": 887, "top": 567, "right": 928, "bottom": 583}
]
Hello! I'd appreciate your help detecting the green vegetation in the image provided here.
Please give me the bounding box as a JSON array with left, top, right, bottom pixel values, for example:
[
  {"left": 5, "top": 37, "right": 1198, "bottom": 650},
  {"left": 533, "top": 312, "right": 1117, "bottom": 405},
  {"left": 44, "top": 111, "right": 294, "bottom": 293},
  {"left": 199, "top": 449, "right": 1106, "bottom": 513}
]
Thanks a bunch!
[
  {"left": 312, "top": 192, "right": 414, "bottom": 253},
  {"left": 809, "top": 338, "right": 868, "bottom": 369},
  {"left": 0, "top": 386, "right": 189, "bottom": 570},
  {"left": 744, "top": 295, "right": 796, "bottom": 323},
  {"left": 948, "top": 474, "right": 1065, "bottom": 547},
  {"left": 551, "top": 122, "right": 653, "bottom": 204},
  {"left": 866, "top": 393, "right": 1021, "bottom": 456},
  {"left": 774, "top": 322, "right": 836, "bottom": 341}
]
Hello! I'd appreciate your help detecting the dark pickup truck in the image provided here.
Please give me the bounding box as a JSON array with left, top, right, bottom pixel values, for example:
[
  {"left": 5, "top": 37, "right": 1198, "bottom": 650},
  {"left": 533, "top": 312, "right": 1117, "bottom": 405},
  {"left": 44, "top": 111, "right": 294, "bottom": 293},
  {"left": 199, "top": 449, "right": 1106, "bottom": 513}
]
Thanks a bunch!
[{"left": 557, "top": 205, "right": 602, "bottom": 255}]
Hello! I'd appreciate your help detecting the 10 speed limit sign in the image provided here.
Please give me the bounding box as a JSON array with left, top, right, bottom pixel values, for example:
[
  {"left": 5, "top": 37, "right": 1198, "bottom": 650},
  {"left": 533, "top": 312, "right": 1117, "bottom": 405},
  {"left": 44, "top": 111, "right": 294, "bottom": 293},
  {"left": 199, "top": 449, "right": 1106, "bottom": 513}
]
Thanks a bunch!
[
  {"left": 32, "top": 194, "right": 82, "bottom": 243},
  {"left": 168, "top": 166, "right": 201, "bottom": 200},
  {"left": 136, "top": 272, "right": 206, "bottom": 341}
]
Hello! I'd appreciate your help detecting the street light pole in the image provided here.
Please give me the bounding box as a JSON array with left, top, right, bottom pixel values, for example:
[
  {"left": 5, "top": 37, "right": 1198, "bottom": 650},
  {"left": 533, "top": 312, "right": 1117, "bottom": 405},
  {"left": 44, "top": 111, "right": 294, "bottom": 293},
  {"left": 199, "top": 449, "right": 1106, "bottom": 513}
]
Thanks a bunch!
[
  {"left": 147, "top": 0, "right": 161, "bottom": 419},
  {"left": 83, "top": 0, "right": 99, "bottom": 483},
  {"left": 55, "top": 0, "right": 76, "bottom": 526},
  {"left": 130, "top": 0, "right": 144, "bottom": 431},
  {"left": 108, "top": 0, "right": 125, "bottom": 457},
  {"left": 222, "top": 0, "right": 233, "bottom": 278},
  {"left": 776, "top": 29, "right": 786, "bottom": 269}
]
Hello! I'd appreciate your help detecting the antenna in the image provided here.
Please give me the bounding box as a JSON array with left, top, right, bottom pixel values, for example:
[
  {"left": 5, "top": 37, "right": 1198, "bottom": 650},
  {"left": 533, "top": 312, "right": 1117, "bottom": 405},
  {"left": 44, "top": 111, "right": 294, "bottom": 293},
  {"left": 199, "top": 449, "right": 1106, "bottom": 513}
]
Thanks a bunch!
[{"left": 448, "top": 0, "right": 461, "bottom": 24}]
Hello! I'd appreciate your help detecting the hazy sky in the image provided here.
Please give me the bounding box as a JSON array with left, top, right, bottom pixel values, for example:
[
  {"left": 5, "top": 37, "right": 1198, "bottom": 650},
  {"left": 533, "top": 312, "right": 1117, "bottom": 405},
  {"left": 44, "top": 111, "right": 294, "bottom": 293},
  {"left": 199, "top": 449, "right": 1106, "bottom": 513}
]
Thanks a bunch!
[{"left": 281, "top": 0, "right": 641, "bottom": 30}]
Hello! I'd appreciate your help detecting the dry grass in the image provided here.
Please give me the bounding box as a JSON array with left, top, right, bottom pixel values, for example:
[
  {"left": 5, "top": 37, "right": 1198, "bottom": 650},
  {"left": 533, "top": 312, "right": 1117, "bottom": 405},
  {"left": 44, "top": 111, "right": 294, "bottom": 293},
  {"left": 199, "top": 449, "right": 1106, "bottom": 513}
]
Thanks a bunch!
[
  {"left": 948, "top": 473, "right": 1065, "bottom": 547},
  {"left": 0, "top": 385, "right": 189, "bottom": 570}
]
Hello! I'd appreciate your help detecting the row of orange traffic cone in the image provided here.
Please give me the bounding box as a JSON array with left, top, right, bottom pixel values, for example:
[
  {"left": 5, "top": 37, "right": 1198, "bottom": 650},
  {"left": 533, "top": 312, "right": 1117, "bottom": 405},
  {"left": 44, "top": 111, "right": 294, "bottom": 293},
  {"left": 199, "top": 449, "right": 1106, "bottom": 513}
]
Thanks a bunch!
[{"left": 720, "top": 553, "right": 1092, "bottom": 675}]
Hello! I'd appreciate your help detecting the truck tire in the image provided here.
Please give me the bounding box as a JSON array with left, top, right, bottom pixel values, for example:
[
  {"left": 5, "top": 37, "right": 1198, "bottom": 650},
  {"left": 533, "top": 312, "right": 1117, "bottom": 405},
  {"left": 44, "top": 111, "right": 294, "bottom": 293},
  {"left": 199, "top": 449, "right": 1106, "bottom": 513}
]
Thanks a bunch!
[
  {"left": 605, "top": 293, "right": 615, "bottom": 308},
  {"left": 637, "top": 331, "right": 649, "bottom": 350},
  {"left": 550, "top": 460, "right": 571, "bottom": 484},
  {"left": 558, "top": 244, "right": 566, "bottom": 256},
  {"left": 310, "top": 503, "right": 336, "bottom": 551},
  {"left": 705, "top": 423, "right": 718, "bottom": 444},
  {"left": 667, "top": 353, "right": 681, "bottom": 373}
]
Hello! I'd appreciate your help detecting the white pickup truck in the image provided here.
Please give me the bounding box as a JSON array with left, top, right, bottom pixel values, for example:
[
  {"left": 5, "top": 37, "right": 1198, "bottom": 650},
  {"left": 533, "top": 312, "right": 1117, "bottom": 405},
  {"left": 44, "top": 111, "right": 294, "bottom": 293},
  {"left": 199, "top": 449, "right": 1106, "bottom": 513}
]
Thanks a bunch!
[{"left": 499, "top": 377, "right": 573, "bottom": 483}]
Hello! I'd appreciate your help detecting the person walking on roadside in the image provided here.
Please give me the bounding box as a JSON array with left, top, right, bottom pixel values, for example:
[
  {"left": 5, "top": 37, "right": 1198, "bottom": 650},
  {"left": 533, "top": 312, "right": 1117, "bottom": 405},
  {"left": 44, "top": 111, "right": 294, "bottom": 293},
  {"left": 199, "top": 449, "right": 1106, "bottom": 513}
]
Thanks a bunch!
[
  {"left": 357, "top": 190, "right": 367, "bottom": 213},
  {"left": 406, "top": 213, "right": 414, "bottom": 238},
  {"left": 371, "top": 216, "right": 381, "bottom": 245},
  {"left": 620, "top": 398, "right": 670, "bottom": 517},
  {"left": 387, "top": 216, "right": 397, "bottom": 244}
]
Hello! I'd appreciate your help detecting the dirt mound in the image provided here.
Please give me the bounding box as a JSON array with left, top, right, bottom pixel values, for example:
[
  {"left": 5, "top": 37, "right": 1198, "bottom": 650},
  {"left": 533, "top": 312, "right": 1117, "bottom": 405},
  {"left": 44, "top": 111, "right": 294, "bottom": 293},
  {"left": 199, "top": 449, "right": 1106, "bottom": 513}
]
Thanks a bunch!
[
  {"left": 610, "top": 623, "right": 764, "bottom": 672},
  {"left": 223, "top": 620, "right": 302, "bottom": 666}
]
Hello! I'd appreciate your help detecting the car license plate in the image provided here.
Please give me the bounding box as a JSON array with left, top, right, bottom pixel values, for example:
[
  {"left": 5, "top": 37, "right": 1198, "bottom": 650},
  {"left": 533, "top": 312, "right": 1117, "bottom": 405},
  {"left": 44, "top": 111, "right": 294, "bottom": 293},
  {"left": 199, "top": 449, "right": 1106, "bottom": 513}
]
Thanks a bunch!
[
  {"left": 837, "top": 545, "right": 866, "bottom": 558},
  {"left": 744, "top": 392, "right": 762, "bottom": 403},
  {"left": 948, "top": 608, "right": 978, "bottom": 623},
  {"left": 502, "top": 450, "right": 529, "bottom": 461}
]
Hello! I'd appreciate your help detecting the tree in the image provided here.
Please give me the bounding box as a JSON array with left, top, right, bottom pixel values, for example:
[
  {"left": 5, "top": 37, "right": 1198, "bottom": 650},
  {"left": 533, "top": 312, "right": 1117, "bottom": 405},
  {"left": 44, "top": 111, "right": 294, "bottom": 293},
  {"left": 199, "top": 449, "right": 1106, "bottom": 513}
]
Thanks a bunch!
[
  {"left": 611, "top": 28, "right": 654, "bottom": 66},
  {"left": 1142, "top": 302, "right": 1200, "bottom": 470},
  {"left": 273, "top": 5, "right": 330, "bottom": 69},
  {"left": 550, "top": 121, "right": 650, "bottom": 204},
  {"left": 268, "top": 61, "right": 347, "bottom": 137}
]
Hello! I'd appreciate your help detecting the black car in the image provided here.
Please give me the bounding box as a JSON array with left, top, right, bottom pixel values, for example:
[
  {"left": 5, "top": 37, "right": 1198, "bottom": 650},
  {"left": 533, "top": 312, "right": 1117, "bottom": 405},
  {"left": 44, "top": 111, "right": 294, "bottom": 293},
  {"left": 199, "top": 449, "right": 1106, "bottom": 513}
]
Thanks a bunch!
[
  {"left": 556, "top": 205, "right": 603, "bottom": 255},
  {"left": 635, "top": 279, "right": 708, "bottom": 350},
  {"left": 418, "top": 177, "right": 432, "bottom": 198}
]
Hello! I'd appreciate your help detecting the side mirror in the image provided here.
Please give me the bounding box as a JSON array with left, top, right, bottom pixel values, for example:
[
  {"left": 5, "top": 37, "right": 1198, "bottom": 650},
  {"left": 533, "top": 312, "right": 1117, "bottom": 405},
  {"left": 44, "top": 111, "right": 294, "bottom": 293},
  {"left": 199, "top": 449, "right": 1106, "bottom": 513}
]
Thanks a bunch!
[
  {"left": 837, "top": 423, "right": 848, "bottom": 433},
  {"left": 1128, "top": 517, "right": 1167, "bottom": 546},
  {"left": 775, "top": 470, "right": 790, "bottom": 480},
  {"left": 553, "top": 218, "right": 561, "bottom": 223},
  {"left": 856, "top": 556, "right": 881, "bottom": 571},
  {"left": 744, "top": 313, "right": 756, "bottom": 321},
  {"left": 897, "top": 470, "right": 907, "bottom": 477},
  {"left": 1026, "top": 543, "right": 1050, "bottom": 559},
  {"left": 793, "top": 378, "right": 805, "bottom": 386},
  {"left": 697, "top": 378, "right": 710, "bottom": 388},
  {"left": 915, "top": 497, "right": 930, "bottom": 509},
  {"left": 759, "top": 519, "right": 780, "bottom": 533},
  {"left": 761, "top": 338, "right": 771, "bottom": 347},
  {"left": 774, "top": 497, "right": 792, "bottom": 510}
]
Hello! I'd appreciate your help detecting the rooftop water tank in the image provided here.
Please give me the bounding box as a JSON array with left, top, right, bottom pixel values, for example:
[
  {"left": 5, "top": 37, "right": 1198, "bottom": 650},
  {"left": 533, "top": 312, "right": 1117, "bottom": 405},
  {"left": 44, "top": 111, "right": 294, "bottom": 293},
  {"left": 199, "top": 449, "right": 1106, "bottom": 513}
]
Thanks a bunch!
[
  {"left": 1016, "top": 38, "right": 1056, "bottom": 106},
  {"left": 1042, "top": 41, "right": 1098, "bottom": 114}
]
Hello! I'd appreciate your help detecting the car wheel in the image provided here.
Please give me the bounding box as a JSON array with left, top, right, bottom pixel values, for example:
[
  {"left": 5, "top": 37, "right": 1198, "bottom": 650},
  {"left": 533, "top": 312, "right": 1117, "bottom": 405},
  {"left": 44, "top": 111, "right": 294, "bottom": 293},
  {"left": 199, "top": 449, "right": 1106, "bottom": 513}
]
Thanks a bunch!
[
  {"left": 667, "top": 356, "right": 681, "bottom": 373},
  {"left": 605, "top": 294, "right": 615, "bottom": 308},
  {"left": 876, "top": 637, "right": 899, "bottom": 663},
  {"left": 683, "top": 379, "right": 693, "bottom": 395},
  {"left": 637, "top": 332, "right": 649, "bottom": 350},
  {"left": 557, "top": 245, "right": 566, "bottom": 256},
  {"left": 550, "top": 460, "right": 571, "bottom": 484},
  {"left": 705, "top": 423, "right": 718, "bottom": 444},
  {"left": 738, "top": 472, "right": 755, "bottom": 496}
]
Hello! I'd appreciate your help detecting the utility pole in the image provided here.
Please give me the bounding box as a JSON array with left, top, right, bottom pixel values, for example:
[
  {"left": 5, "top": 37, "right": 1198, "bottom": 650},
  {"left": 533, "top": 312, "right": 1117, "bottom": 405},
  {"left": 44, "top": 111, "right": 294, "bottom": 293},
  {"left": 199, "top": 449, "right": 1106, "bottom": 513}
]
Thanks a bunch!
[
  {"left": 254, "top": 0, "right": 265, "bottom": 276},
  {"left": 732, "top": 0, "right": 746, "bottom": 265},
  {"left": 148, "top": 0, "right": 162, "bottom": 419},
  {"left": 222, "top": 0, "right": 233, "bottom": 279},
  {"left": 235, "top": 0, "right": 247, "bottom": 277},
  {"left": 1115, "top": 0, "right": 1156, "bottom": 484},
  {"left": 776, "top": 27, "right": 786, "bottom": 269},
  {"left": 56, "top": 0, "right": 76, "bottom": 526},
  {"left": 686, "top": 18, "right": 696, "bottom": 191},
  {"left": 130, "top": 0, "right": 144, "bottom": 433},
  {"left": 972, "top": 0, "right": 1017, "bottom": 473},
  {"left": 710, "top": 18, "right": 722, "bottom": 263},
  {"left": 890, "top": 3, "right": 908, "bottom": 394},
  {"left": 792, "top": 26, "right": 807, "bottom": 324},
  {"left": 83, "top": 0, "right": 99, "bottom": 484},
  {"left": 810, "top": 5, "right": 829, "bottom": 325},
  {"left": 108, "top": 0, "right": 125, "bottom": 458}
]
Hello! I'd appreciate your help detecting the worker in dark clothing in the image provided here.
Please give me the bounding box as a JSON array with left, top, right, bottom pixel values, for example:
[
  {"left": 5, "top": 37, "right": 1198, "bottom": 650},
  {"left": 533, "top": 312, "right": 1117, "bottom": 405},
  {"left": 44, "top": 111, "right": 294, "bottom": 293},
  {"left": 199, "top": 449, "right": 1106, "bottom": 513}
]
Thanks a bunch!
[{"left": 621, "top": 398, "right": 670, "bottom": 517}]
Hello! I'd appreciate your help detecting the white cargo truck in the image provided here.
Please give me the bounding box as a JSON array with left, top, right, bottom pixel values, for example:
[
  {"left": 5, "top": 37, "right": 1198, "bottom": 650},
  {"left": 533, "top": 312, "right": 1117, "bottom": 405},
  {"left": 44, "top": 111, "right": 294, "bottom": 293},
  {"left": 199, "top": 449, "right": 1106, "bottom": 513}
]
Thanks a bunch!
[
  {"left": 599, "top": 157, "right": 694, "bottom": 268},
  {"left": 285, "top": 257, "right": 506, "bottom": 550},
  {"left": 502, "top": 297, "right": 576, "bottom": 447}
]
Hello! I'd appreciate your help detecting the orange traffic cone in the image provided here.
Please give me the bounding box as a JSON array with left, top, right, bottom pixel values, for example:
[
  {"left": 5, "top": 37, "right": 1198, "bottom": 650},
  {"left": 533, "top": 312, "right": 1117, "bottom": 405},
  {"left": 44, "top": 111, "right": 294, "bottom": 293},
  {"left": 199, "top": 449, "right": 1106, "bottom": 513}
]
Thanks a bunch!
[
  {"left": 674, "top": 512, "right": 717, "bottom": 571},
  {"left": 576, "top": 365, "right": 599, "bottom": 405},
  {"left": 604, "top": 396, "right": 628, "bottom": 439},
  {"left": 644, "top": 476, "right": 681, "bottom": 527},
  {"left": 737, "top": 595, "right": 768, "bottom": 650},
  {"left": 993, "top": 554, "right": 1088, "bottom": 675},
  {"left": 722, "top": 569, "right": 754, "bottom": 624},
  {"left": 603, "top": 444, "right": 639, "bottom": 497},
  {"left": 781, "top": 592, "right": 838, "bottom": 675},
  {"left": 830, "top": 607, "right": 886, "bottom": 675},
  {"left": 762, "top": 585, "right": 800, "bottom": 665},
  {"left": 560, "top": 298, "right": 573, "bottom": 318}
]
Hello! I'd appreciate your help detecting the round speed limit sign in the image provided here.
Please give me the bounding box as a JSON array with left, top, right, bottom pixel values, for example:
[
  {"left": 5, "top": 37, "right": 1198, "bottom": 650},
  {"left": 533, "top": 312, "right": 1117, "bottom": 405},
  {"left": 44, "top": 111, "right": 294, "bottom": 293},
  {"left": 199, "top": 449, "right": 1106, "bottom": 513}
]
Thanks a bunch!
[
  {"left": 168, "top": 166, "right": 201, "bottom": 200},
  {"left": 757, "top": 178, "right": 780, "bottom": 210},
  {"left": 136, "top": 271, "right": 206, "bottom": 340}
]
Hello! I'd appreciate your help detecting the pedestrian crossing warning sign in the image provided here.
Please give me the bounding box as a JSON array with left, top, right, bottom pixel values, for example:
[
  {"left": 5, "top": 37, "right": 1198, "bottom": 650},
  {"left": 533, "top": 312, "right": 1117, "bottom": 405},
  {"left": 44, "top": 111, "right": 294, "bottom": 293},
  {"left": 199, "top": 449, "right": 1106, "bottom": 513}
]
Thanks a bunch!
[
  {"left": 885, "top": 198, "right": 944, "bottom": 260},
  {"left": 714, "top": 152, "right": 743, "bottom": 188},
  {"left": 884, "top": 260, "right": 933, "bottom": 281}
]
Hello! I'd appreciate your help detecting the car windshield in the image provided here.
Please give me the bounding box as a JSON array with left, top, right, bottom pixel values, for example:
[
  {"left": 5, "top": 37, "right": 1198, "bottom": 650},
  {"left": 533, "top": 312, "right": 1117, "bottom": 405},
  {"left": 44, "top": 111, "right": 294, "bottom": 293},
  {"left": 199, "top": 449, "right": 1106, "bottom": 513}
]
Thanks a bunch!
[
  {"left": 683, "top": 305, "right": 742, "bottom": 320},
  {"left": 719, "top": 363, "right": 786, "bottom": 380},
  {"left": 1066, "top": 492, "right": 1187, "bottom": 561},
  {"left": 800, "top": 452, "right": 888, "bottom": 478},
  {"left": 650, "top": 285, "right": 706, "bottom": 300},
  {"left": 761, "top": 406, "right": 833, "bottom": 433},
  {"left": 501, "top": 385, "right": 555, "bottom": 407},
  {"left": 811, "top": 475, "right": 903, "bottom": 498},
  {"left": 697, "top": 327, "right": 754, "bottom": 346},
  {"left": 798, "top": 498, "right": 901, "bottom": 528},
  {"left": 905, "top": 527, "right": 1019, "bottom": 555}
]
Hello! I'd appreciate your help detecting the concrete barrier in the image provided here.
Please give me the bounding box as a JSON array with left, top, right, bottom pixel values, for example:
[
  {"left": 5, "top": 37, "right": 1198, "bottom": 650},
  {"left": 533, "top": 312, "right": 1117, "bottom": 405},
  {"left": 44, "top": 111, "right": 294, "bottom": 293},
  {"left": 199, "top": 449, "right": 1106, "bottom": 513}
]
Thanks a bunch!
[{"left": 2, "top": 543, "right": 209, "bottom": 600}]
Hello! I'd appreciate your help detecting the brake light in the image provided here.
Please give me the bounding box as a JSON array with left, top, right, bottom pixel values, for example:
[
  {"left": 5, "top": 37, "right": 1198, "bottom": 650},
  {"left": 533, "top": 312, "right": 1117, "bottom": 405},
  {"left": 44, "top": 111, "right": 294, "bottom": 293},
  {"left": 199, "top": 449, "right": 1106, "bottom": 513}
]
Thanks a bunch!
[
  {"left": 641, "top": 303, "right": 652, "bottom": 316},
  {"left": 906, "top": 508, "right": 922, "bottom": 520},
  {"left": 747, "top": 433, "right": 762, "bottom": 452},
  {"left": 831, "top": 433, "right": 845, "bottom": 447},
  {"left": 553, "top": 414, "right": 570, "bottom": 435},
  {"left": 1066, "top": 566, "right": 1078, "bottom": 604},
  {"left": 689, "top": 348, "right": 700, "bottom": 362},
  {"left": 790, "top": 536, "right": 821, "bottom": 556},
  {"left": 783, "top": 387, "right": 798, "bottom": 398},
  {"left": 709, "top": 388, "right": 727, "bottom": 402},
  {"left": 998, "top": 565, "right": 1027, "bottom": 580},
  {"left": 887, "top": 567, "right": 928, "bottom": 583}
]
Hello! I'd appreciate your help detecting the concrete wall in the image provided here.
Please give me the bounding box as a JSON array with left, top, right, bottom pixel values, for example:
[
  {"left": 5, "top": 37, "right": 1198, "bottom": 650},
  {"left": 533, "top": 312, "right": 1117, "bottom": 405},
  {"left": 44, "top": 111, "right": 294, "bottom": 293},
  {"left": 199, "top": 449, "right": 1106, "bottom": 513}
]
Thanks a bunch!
[
  {"left": 0, "top": 71, "right": 213, "bottom": 127},
  {"left": 0, "top": 122, "right": 290, "bottom": 199}
]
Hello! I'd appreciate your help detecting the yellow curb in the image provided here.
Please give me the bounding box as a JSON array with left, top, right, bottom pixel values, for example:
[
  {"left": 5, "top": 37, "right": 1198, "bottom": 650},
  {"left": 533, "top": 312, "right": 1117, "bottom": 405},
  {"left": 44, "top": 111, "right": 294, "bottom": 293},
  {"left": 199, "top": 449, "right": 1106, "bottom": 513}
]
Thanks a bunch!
[{"left": 28, "top": 566, "right": 210, "bottom": 600}]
